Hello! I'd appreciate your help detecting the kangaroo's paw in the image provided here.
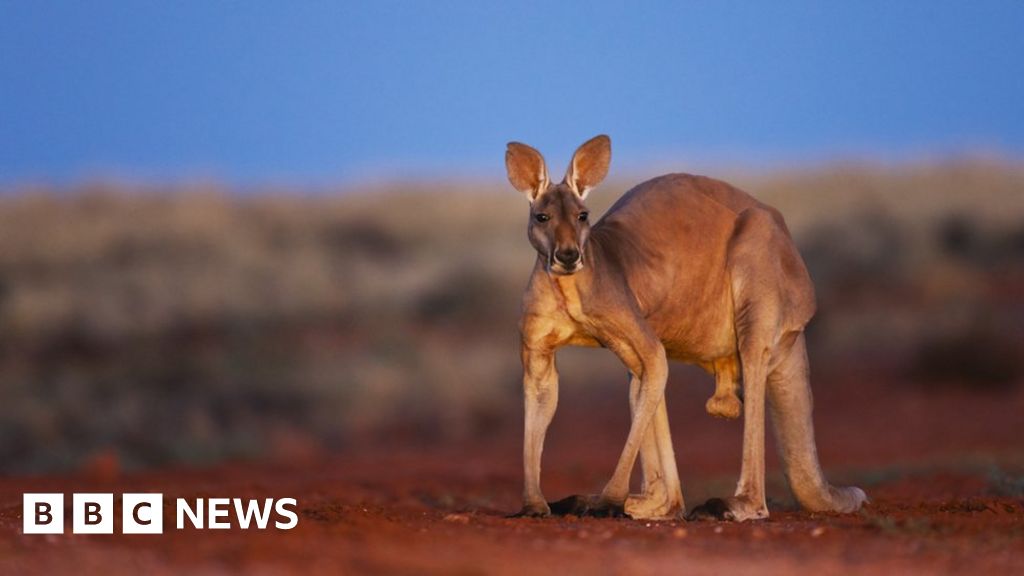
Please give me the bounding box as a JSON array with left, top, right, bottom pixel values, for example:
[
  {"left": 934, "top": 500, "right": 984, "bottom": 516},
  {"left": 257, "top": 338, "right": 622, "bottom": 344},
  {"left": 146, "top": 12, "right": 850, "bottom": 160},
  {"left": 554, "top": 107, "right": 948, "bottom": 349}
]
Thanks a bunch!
[
  {"left": 626, "top": 492, "right": 685, "bottom": 521},
  {"left": 705, "top": 393, "right": 742, "bottom": 420},
  {"left": 548, "top": 494, "right": 626, "bottom": 518},
  {"left": 508, "top": 501, "right": 551, "bottom": 518},
  {"left": 686, "top": 496, "right": 768, "bottom": 522}
]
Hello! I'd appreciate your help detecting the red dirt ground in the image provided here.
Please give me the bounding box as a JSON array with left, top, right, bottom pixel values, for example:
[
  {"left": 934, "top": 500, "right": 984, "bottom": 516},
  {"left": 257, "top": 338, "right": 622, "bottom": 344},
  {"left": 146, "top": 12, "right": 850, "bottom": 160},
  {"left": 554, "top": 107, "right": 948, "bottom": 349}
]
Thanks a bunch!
[{"left": 1, "top": 369, "right": 1022, "bottom": 575}]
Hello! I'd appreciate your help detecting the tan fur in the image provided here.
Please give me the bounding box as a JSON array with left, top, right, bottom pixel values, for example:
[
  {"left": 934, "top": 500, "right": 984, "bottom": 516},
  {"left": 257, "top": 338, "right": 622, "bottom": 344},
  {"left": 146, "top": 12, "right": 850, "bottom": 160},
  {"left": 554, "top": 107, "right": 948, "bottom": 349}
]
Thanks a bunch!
[
  {"left": 707, "top": 357, "right": 742, "bottom": 419},
  {"left": 565, "top": 134, "right": 611, "bottom": 198},
  {"left": 505, "top": 142, "right": 549, "bottom": 201},
  {"left": 509, "top": 135, "right": 867, "bottom": 522}
]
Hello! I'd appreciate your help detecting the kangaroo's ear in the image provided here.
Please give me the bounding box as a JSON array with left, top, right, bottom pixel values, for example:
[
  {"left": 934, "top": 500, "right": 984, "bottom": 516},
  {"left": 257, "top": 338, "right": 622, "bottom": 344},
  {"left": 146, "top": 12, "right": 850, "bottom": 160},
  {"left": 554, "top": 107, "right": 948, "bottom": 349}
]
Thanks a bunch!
[
  {"left": 505, "top": 142, "right": 550, "bottom": 202},
  {"left": 564, "top": 134, "right": 611, "bottom": 199}
]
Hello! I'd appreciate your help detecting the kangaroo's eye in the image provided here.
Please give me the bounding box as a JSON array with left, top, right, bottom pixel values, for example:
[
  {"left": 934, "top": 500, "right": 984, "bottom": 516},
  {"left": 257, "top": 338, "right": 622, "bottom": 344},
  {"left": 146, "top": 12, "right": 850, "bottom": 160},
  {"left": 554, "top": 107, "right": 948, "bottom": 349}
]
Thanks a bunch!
[
  {"left": 578, "top": 211, "right": 589, "bottom": 222},
  {"left": 534, "top": 213, "right": 550, "bottom": 223}
]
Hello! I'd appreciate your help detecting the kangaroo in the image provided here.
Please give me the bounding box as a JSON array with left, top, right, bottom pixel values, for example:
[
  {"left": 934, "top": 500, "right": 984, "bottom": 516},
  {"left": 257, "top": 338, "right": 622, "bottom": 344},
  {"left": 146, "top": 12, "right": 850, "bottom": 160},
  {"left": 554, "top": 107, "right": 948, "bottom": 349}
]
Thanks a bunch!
[{"left": 507, "top": 135, "right": 866, "bottom": 522}]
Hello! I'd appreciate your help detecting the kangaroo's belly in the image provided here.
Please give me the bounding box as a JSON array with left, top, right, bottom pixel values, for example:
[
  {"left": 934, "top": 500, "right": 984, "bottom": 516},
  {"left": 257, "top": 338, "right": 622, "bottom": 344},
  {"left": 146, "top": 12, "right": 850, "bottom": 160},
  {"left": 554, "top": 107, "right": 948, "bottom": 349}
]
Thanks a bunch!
[{"left": 653, "top": 287, "right": 738, "bottom": 365}]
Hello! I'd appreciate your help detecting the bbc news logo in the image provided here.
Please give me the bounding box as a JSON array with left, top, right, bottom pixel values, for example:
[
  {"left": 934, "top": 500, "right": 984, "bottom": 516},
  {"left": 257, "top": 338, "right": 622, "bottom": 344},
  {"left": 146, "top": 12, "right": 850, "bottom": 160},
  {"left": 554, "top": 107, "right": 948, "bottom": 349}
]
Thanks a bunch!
[{"left": 23, "top": 494, "right": 299, "bottom": 534}]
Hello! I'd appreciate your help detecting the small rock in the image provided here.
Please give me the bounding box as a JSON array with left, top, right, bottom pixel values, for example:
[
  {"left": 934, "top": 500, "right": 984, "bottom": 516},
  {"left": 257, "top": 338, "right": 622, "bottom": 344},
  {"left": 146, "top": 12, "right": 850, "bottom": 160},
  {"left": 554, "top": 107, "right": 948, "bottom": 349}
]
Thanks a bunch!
[
  {"left": 714, "top": 526, "right": 724, "bottom": 534},
  {"left": 443, "top": 513, "right": 470, "bottom": 524},
  {"left": 811, "top": 526, "right": 826, "bottom": 537},
  {"left": 672, "top": 527, "right": 688, "bottom": 539}
]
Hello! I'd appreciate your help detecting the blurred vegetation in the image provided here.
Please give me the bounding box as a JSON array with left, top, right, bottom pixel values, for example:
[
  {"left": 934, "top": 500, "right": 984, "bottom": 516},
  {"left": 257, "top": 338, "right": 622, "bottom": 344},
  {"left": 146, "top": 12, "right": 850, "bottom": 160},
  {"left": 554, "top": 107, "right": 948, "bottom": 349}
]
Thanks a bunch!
[{"left": 1, "top": 160, "right": 1022, "bottom": 472}]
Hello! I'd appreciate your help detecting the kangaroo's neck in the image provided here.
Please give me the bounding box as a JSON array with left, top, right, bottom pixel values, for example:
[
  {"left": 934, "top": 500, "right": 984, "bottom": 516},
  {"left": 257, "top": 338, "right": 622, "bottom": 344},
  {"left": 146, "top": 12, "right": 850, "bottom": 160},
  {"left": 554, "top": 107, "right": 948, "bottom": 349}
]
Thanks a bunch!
[
  {"left": 543, "top": 240, "right": 606, "bottom": 322},
  {"left": 552, "top": 273, "right": 586, "bottom": 320}
]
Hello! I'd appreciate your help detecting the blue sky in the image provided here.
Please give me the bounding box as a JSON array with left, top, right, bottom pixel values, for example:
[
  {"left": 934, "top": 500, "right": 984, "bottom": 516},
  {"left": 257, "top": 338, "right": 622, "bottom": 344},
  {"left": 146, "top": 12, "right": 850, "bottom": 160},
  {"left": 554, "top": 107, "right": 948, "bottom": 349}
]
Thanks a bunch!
[{"left": 1, "top": 2, "right": 1022, "bottom": 186}]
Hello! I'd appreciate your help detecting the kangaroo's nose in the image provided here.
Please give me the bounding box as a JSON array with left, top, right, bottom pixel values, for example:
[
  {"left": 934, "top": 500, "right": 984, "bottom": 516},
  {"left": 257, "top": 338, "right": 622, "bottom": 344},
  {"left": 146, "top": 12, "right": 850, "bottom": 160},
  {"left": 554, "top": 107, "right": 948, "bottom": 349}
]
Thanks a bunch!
[{"left": 554, "top": 247, "right": 581, "bottom": 266}]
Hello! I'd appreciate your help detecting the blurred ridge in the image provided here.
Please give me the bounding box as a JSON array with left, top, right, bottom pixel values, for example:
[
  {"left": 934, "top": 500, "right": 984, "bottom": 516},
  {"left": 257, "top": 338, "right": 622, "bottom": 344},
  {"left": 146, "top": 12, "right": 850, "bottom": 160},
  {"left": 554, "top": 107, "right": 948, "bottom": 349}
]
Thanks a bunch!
[{"left": 0, "top": 160, "right": 1022, "bottom": 473}]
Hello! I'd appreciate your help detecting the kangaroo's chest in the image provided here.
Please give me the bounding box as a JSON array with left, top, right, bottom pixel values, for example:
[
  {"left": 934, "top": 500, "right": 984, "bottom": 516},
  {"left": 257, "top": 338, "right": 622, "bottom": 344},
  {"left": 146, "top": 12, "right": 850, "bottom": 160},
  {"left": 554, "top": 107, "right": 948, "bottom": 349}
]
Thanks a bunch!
[{"left": 549, "top": 276, "right": 602, "bottom": 347}]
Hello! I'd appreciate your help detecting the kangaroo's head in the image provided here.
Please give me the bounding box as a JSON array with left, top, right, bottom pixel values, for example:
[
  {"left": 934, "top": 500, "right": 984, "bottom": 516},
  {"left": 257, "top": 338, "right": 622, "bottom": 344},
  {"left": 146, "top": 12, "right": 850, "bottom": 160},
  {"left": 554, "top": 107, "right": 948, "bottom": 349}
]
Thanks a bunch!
[{"left": 505, "top": 135, "right": 611, "bottom": 276}]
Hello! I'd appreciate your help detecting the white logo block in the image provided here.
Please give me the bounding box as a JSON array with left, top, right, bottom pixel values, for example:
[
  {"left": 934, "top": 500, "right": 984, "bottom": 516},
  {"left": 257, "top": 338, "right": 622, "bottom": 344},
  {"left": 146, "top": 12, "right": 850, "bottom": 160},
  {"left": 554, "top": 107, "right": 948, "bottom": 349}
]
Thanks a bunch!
[
  {"left": 23, "top": 493, "right": 64, "bottom": 534},
  {"left": 73, "top": 493, "right": 114, "bottom": 534},
  {"left": 122, "top": 493, "right": 164, "bottom": 534}
]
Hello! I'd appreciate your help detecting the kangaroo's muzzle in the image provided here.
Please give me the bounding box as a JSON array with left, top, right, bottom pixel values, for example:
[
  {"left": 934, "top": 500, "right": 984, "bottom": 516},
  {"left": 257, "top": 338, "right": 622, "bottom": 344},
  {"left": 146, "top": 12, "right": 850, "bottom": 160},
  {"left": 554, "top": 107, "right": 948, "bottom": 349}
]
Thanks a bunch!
[{"left": 551, "top": 247, "right": 583, "bottom": 274}]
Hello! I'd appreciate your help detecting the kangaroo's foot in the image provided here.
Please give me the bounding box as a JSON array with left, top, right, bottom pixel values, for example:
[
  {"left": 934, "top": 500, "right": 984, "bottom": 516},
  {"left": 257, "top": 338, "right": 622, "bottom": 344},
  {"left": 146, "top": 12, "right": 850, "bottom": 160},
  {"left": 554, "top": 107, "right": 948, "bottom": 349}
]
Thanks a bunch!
[
  {"left": 625, "top": 491, "right": 685, "bottom": 521},
  {"left": 548, "top": 494, "right": 626, "bottom": 518},
  {"left": 686, "top": 495, "right": 768, "bottom": 522},
  {"left": 509, "top": 500, "right": 551, "bottom": 518},
  {"left": 705, "top": 392, "right": 742, "bottom": 420}
]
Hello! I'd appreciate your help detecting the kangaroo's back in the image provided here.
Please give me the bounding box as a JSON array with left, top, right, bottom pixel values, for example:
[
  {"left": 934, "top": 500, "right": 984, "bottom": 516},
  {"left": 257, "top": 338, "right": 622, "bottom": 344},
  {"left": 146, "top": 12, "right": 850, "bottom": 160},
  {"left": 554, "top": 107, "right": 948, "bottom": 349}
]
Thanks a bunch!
[
  {"left": 600, "top": 173, "right": 769, "bottom": 227},
  {"left": 594, "top": 172, "right": 801, "bottom": 289},
  {"left": 591, "top": 173, "right": 763, "bottom": 297},
  {"left": 589, "top": 173, "right": 810, "bottom": 358}
]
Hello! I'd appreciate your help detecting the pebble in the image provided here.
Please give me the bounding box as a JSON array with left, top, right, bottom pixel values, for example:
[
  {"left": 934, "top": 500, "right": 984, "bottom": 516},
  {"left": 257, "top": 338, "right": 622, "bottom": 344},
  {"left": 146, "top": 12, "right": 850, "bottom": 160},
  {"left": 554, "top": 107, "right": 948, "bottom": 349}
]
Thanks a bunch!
[
  {"left": 811, "top": 526, "right": 826, "bottom": 537},
  {"left": 443, "top": 513, "right": 470, "bottom": 524},
  {"left": 672, "top": 527, "right": 688, "bottom": 539}
]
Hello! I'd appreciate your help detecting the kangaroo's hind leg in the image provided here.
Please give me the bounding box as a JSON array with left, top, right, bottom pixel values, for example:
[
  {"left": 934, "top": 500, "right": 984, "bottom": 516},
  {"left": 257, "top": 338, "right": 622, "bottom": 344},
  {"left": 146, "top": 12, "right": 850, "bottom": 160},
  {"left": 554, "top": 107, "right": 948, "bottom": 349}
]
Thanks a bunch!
[
  {"left": 689, "top": 206, "right": 866, "bottom": 521},
  {"left": 625, "top": 373, "right": 685, "bottom": 520},
  {"left": 689, "top": 293, "right": 776, "bottom": 521},
  {"left": 688, "top": 206, "right": 793, "bottom": 522}
]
